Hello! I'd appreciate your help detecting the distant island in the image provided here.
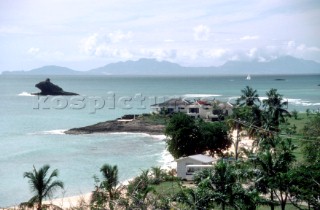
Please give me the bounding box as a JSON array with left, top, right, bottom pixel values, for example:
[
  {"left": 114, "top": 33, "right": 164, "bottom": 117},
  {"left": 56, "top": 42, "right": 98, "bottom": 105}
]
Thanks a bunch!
[{"left": 2, "top": 56, "right": 320, "bottom": 75}]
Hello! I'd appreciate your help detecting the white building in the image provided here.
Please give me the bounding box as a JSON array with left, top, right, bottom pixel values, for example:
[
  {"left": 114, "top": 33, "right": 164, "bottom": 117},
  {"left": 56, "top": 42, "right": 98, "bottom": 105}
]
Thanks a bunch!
[
  {"left": 176, "top": 154, "right": 215, "bottom": 180},
  {"left": 150, "top": 98, "right": 190, "bottom": 114},
  {"left": 151, "top": 98, "right": 234, "bottom": 121}
]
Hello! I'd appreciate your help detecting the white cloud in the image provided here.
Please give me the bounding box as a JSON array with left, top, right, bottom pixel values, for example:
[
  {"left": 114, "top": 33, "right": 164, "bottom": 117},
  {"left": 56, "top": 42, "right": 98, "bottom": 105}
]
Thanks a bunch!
[
  {"left": 81, "top": 33, "right": 99, "bottom": 55},
  {"left": 27, "top": 47, "right": 40, "bottom": 55},
  {"left": 247, "top": 48, "right": 257, "bottom": 58},
  {"left": 284, "top": 40, "right": 320, "bottom": 60},
  {"left": 140, "top": 48, "right": 177, "bottom": 60},
  {"left": 193, "top": 24, "right": 211, "bottom": 41},
  {"left": 108, "top": 31, "right": 133, "bottom": 43},
  {"left": 95, "top": 46, "right": 133, "bottom": 59},
  {"left": 27, "top": 47, "right": 65, "bottom": 61},
  {"left": 1, "top": 0, "right": 320, "bottom": 71},
  {"left": 241, "top": 35, "right": 259, "bottom": 40},
  {"left": 80, "top": 31, "right": 133, "bottom": 58}
]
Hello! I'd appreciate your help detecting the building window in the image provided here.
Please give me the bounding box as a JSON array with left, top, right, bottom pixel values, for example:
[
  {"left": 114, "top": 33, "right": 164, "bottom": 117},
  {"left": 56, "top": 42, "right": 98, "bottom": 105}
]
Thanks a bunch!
[
  {"left": 189, "top": 108, "right": 199, "bottom": 113},
  {"left": 167, "top": 108, "right": 174, "bottom": 113},
  {"left": 213, "top": 109, "right": 222, "bottom": 115}
]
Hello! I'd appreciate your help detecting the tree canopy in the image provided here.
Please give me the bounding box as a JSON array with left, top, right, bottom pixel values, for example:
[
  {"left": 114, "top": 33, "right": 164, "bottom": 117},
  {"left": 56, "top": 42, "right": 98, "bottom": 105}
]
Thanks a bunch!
[{"left": 165, "top": 113, "right": 231, "bottom": 159}]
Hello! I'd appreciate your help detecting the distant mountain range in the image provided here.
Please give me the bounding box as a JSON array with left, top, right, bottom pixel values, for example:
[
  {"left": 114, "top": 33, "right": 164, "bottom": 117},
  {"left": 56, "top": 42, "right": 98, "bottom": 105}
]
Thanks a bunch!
[{"left": 2, "top": 56, "right": 320, "bottom": 75}]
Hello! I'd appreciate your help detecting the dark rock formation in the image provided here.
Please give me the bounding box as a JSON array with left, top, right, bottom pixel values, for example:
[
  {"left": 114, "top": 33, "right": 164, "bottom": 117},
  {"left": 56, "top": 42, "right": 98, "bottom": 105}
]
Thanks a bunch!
[
  {"left": 32, "top": 78, "right": 78, "bottom": 95},
  {"left": 65, "top": 117, "right": 165, "bottom": 135}
]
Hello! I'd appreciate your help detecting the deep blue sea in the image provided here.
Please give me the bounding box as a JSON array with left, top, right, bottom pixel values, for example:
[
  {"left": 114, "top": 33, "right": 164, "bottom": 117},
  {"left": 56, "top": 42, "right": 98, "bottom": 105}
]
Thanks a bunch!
[{"left": 0, "top": 74, "right": 319, "bottom": 207}]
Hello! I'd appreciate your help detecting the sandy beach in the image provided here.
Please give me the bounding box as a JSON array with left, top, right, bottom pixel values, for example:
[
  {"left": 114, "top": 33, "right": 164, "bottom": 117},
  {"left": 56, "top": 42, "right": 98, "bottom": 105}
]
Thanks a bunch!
[
  {"left": 4, "top": 130, "right": 252, "bottom": 210},
  {"left": 27, "top": 149, "right": 175, "bottom": 210},
  {"left": 42, "top": 131, "right": 252, "bottom": 210}
]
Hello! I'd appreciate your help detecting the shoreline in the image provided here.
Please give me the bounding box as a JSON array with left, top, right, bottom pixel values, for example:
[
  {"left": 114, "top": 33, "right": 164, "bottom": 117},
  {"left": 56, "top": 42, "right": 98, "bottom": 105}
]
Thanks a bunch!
[
  {"left": 5, "top": 135, "right": 175, "bottom": 209},
  {"left": 34, "top": 157, "right": 176, "bottom": 210},
  {"left": 65, "top": 115, "right": 166, "bottom": 135}
]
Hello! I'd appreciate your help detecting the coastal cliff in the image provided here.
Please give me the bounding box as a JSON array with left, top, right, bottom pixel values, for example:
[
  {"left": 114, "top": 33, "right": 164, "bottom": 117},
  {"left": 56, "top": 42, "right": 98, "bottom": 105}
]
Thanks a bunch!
[{"left": 65, "top": 115, "right": 166, "bottom": 135}]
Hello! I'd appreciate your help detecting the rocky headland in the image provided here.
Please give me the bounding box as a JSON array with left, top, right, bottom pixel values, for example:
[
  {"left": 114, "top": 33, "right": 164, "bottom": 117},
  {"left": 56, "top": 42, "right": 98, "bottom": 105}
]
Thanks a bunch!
[
  {"left": 32, "top": 78, "right": 78, "bottom": 96},
  {"left": 65, "top": 115, "right": 166, "bottom": 135}
]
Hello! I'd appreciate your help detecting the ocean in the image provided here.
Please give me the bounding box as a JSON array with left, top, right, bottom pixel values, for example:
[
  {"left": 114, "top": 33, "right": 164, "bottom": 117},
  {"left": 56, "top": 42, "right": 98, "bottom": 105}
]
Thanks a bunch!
[{"left": 0, "top": 74, "right": 319, "bottom": 207}]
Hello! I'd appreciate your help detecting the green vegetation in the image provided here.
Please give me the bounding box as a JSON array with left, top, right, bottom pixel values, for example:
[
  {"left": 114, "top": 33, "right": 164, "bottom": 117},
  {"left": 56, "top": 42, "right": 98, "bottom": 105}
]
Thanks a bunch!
[
  {"left": 22, "top": 165, "right": 64, "bottom": 210},
  {"left": 138, "top": 113, "right": 169, "bottom": 125},
  {"left": 91, "top": 164, "right": 121, "bottom": 210},
  {"left": 165, "top": 113, "right": 232, "bottom": 158},
  {"left": 20, "top": 87, "right": 319, "bottom": 209},
  {"left": 163, "top": 86, "right": 319, "bottom": 209}
]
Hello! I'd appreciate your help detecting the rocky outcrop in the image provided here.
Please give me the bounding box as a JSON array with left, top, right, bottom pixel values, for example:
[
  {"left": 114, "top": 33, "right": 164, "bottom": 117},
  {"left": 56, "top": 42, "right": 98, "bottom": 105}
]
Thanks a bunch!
[
  {"left": 65, "top": 117, "right": 165, "bottom": 135},
  {"left": 32, "top": 78, "right": 78, "bottom": 95}
]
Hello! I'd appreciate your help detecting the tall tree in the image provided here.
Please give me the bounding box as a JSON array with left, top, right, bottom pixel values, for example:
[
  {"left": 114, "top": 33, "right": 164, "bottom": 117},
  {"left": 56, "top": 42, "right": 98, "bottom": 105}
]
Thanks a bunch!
[
  {"left": 302, "top": 113, "right": 320, "bottom": 164},
  {"left": 255, "top": 138, "right": 296, "bottom": 210},
  {"left": 23, "top": 165, "right": 64, "bottom": 210},
  {"left": 236, "top": 86, "right": 260, "bottom": 107},
  {"left": 91, "top": 164, "right": 120, "bottom": 210},
  {"left": 289, "top": 164, "right": 320, "bottom": 209},
  {"left": 289, "top": 114, "right": 320, "bottom": 209},
  {"left": 194, "top": 161, "right": 259, "bottom": 210},
  {"left": 100, "top": 164, "right": 119, "bottom": 200},
  {"left": 263, "top": 88, "right": 291, "bottom": 129}
]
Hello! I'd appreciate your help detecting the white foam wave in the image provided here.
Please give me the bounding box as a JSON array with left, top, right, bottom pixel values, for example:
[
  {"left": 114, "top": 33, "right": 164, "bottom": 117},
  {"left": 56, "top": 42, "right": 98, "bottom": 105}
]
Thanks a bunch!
[
  {"left": 18, "top": 92, "right": 34, "bottom": 96},
  {"left": 183, "top": 94, "right": 222, "bottom": 98},
  {"left": 286, "top": 98, "right": 320, "bottom": 106},
  {"left": 258, "top": 97, "right": 268, "bottom": 101},
  {"left": 227, "top": 96, "right": 239, "bottom": 103},
  {"left": 105, "top": 132, "right": 166, "bottom": 140},
  {"left": 229, "top": 96, "right": 319, "bottom": 107},
  {"left": 29, "top": 129, "right": 66, "bottom": 135},
  {"left": 149, "top": 134, "right": 166, "bottom": 140},
  {"left": 158, "top": 149, "right": 176, "bottom": 170}
]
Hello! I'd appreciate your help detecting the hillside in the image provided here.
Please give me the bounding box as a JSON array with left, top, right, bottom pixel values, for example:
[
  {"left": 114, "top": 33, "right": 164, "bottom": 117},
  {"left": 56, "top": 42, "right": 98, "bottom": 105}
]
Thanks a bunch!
[{"left": 2, "top": 56, "right": 319, "bottom": 75}]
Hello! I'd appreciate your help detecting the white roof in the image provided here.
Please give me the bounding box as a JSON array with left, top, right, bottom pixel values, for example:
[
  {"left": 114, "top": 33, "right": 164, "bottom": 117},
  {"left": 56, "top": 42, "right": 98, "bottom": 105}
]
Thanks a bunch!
[{"left": 177, "top": 154, "right": 214, "bottom": 163}]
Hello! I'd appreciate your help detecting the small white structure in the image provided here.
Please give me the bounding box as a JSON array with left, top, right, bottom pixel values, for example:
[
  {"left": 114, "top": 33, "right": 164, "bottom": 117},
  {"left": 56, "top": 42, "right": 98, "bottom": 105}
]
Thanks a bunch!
[{"left": 176, "top": 154, "right": 215, "bottom": 180}]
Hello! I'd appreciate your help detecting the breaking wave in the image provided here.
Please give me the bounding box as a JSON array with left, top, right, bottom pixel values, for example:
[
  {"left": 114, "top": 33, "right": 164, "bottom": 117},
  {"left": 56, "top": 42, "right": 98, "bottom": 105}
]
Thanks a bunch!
[
  {"left": 18, "top": 92, "right": 34, "bottom": 96},
  {"left": 28, "top": 129, "right": 67, "bottom": 135},
  {"left": 183, "top": 94, "right": 222, "bottom": 98}
]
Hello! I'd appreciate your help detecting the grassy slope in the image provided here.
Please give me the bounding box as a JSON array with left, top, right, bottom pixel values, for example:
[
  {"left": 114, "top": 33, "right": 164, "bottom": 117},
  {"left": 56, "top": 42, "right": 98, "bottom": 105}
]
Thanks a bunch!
[
  {"left": 138, "top": 113, "right": 170, "bottom": 125},
  {"left": 284, "top": 113, "right": 315, "bottom": 162}
]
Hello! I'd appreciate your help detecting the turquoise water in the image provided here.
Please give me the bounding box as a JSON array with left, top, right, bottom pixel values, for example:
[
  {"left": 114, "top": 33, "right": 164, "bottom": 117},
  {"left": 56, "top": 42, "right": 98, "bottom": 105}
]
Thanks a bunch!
[{"left": 0, "top": 74, "right": 319, "bottom": 207}]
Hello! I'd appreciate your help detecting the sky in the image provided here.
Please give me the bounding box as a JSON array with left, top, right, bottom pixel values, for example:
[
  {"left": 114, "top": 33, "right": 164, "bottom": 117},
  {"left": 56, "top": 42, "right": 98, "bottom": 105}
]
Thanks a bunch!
[{"left": 0, "top": 0, "right": 320, "bottom": 71}]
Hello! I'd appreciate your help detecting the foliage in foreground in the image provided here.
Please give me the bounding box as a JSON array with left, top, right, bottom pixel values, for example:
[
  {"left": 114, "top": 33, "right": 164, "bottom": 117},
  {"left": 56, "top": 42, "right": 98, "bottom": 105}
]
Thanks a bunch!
[{"left": 22, "top": 165, "right": 64, "bottom": 210}]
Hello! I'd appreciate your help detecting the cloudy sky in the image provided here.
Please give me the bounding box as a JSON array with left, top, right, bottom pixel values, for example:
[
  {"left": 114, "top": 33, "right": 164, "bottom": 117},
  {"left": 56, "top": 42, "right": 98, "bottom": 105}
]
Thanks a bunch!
[{"left": 1, "top": 0, "right": 319, "bottom": 71}]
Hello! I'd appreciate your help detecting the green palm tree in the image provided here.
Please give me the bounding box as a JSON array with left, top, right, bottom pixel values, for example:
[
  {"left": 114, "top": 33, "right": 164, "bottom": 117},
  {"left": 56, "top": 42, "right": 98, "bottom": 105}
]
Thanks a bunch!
[
  {"left": 23, "top": 165, "right": 64, "bottom": 210},
  {"left": 236, "top": 86, "right": 260, "bottom": 107},
  {"left": 91, "top": 164, "right": 120, "bottom": 210},
  {"left": 100, "top": 164, "right": 119, "bottom": 200},
  {"left": 255, "top": 138, "right": 296, "bottom": 210},
  {"left": 263, "top": 88, "right": 291, "bottom": 128}
]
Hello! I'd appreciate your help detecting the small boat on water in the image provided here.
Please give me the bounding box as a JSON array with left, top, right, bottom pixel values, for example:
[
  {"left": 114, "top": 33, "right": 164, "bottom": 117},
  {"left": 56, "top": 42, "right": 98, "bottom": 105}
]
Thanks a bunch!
[{"left": 246, "top": 74, "right": 251, "bottom": 80}]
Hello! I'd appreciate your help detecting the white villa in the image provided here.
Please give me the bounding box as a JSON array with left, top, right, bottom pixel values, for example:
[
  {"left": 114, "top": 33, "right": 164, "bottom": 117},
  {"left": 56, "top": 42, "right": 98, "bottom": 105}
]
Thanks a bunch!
[
  {"left": 176, "top": 154, "right": 215, "bottom": 180},
  {"left": 151, "top": 98, "right": 233, "bottom": 121}
]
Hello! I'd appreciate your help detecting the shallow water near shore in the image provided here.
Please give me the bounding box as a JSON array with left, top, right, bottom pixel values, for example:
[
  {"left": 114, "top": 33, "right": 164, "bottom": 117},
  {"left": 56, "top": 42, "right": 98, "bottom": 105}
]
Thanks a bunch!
[{"left": 0, "top": 74, "right": 319, "bottom": 207}]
